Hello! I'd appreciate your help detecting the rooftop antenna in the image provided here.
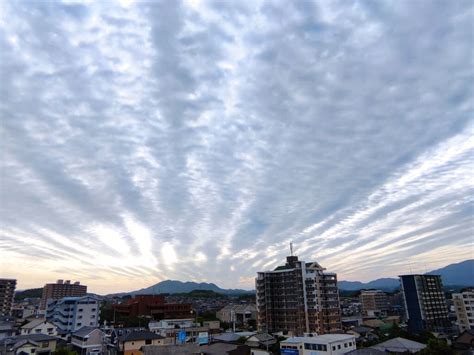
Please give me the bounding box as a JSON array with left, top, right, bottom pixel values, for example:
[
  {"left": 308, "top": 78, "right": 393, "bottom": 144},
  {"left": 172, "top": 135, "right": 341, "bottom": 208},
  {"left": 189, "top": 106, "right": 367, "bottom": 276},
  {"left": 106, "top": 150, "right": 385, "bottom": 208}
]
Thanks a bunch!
[{"left": 290, "top": 242, "right": 294, "bottom": 256}]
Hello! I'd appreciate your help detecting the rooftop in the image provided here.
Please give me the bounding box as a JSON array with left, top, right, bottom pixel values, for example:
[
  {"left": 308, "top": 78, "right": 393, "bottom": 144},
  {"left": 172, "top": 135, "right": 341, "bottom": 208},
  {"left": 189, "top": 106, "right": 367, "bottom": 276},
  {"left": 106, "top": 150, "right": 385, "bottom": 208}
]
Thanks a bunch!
[{"left": 281, "top": 334, "right": 355, "bottom": 344}]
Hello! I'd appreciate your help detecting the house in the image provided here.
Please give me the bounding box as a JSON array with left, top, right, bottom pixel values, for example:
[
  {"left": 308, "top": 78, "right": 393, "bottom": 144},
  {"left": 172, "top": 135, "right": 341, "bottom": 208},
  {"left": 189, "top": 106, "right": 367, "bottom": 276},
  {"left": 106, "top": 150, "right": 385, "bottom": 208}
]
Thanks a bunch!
[
  {"left": 21, "top": 318, "right": 57, "bottom": 336},
  {"left": 0, "top": 321, "right": 15, "bottom": 340},
  {"left": 346, "top": 326, "right": 378, "bottom": 344},
  {"left": 197, "top": 343, "right": 251, "bottom": 354},
  {"left": 346, "top": 349, "right": 385, "bottom": 355},
  {"left": 216, "top": 305, "right": 257, "bottom": 326},
  {"left": 70, "top": 327, "right": 106, "bottom": 355},
  {"left": 245, "top": 333, "right": 276, "bottom": 348},
  {"left": 370, "top": 337, "right": 426, "bottom": 353},
  {"left": 118, "top": 330, "right": 166, "bottom": 355},
  {"left": 280, "top": 334, "right": 356, "bottom": 354},
  {"left": 453, "top": 329, "right": 474, "bottom": 351},
  {"left": 0, "top": 334, "right": 58, "bottom": 355}
]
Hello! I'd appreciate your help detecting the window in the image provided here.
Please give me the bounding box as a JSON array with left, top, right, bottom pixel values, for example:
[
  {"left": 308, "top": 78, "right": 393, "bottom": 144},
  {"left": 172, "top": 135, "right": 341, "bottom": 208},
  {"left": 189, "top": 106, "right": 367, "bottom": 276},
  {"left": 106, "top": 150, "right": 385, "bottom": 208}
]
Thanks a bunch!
[
  {"left": 333, "top": 346, "right": 336, "bottom": 351},
  {"left": 31, "top": 350, "right": 35, "bottom": 354},
  {"left": 145, "top": 340, "right": 152, "bottom": 345},
  {"left": 338, "top": 344, "right": 341, "bottom": 349},
  {"left": 77, "top": 323, "right": 82, "bottom": 327}
]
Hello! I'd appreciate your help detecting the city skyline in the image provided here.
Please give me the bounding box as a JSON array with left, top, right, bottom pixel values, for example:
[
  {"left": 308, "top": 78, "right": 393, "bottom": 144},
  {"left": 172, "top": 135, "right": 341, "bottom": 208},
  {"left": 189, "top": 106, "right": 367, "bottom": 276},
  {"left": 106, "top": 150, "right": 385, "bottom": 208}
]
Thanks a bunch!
[{"left": 1, "top": 0, "right": 473, "bottom": 294}]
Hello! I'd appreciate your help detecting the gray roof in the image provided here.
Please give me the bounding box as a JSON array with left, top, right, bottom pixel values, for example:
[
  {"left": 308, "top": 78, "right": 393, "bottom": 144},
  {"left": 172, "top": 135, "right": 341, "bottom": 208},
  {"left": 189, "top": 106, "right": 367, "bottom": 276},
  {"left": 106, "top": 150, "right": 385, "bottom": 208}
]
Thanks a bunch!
[
  {"left": 21, "top": 318, "right": 48, "bottom": 329},
  {"left": 212, "top": 333, "right": 242, "bottom": 342},
  {"left": 73, "top": 326, "right": 101, "bottom": 338},
  {"left": 119, "top": 330, "right": 164, "bottom": 342},
  {"left": 352, "top": 326, "right": 374, "bottom": 334},
  {"left": 0, "top": 334, "right": 58, "bottom": 347},
  {"left": 347, "top": 349, "right": 386, "bottom": 355},
  {"left": 198, "top": 343, "right": 246, "bottom": 354},
  {"left": 371, "top": 337, "right": 426, "bottom": 353}
]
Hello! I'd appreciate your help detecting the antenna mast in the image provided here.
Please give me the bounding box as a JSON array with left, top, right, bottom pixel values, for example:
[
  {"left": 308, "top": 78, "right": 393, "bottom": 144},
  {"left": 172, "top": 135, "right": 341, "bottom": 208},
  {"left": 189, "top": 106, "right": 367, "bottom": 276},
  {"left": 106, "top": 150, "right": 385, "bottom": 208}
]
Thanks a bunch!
[{"left": 290, "top": 242, "right": 293, "bottom": 256}]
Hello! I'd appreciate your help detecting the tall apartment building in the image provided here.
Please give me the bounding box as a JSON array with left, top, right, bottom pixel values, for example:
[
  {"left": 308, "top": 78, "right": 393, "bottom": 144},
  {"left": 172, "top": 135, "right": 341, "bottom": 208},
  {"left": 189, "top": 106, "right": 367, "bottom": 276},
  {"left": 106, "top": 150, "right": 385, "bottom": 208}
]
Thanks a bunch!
[
  {"left": 360, "top": 290, "right": 389, "bottom": 317},
  {"left": 256, "top": 255, "right": 342, "bottom": 336},
  {"left": 40, "top": 280, "right": 87, "bottom": 309},
  {"left": 45, "top": 295, "right": 99, "bottom": 333},
  {"left": 0, "top": 279, "right": 16, "bottom": 316},
  {"left": 452, "top": 288, "right": 474, "bottom": 332},
  {"left": 399, "top": 274, "right": 450, "bottom": 333}
]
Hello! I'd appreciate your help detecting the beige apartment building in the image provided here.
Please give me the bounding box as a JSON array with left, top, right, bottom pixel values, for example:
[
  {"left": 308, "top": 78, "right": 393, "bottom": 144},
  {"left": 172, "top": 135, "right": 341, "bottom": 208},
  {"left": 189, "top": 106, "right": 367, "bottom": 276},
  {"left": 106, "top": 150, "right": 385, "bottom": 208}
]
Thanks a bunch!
[
  {"left": 40, "top": 279, "right": 87, "bottom": 309},
  {"left": 256, "top": 255, "right": 342, "bottom": 336},
  {"left": 453, "top": 288, "right": 474, "bottom": 332}
]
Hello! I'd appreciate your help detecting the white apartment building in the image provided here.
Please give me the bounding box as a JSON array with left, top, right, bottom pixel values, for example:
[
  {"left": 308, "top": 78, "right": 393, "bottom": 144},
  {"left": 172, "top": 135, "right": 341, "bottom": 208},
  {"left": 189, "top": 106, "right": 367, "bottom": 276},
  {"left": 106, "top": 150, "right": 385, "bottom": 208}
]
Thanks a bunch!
[
  {"left": 453, "top": 289, "right": 474, "bottom": 332},
  {"left": 280, "top": 334, "right": 356, "bottom": 355},
  {"left": 46, "top": 296, "right": 99, "bottom": 333}
]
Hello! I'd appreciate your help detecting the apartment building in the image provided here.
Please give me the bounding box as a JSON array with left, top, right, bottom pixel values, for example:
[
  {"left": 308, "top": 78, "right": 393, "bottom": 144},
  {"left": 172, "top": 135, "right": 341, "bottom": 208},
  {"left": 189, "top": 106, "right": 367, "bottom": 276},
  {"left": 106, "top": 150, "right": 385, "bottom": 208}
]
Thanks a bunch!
[
  {"left": 360, "top": 290, "right": 389, "bottom": 317},
  {"left": 46, "top": 296, "right": 99, "bottom": 333},
  {"left": 256, "top": 255, "right": 342, "bottom": 336},
  {"left": 452, "top": 288, "right": 474, "bottom": 332},
  {"left": 399, "top": 274, "right": 450, "bottom": 333},
  {"left": 40, "top": 280, "right": 87, "bottom": 309},
  {"left": 0, "top": 279, "right": 16, "bottom": 317},
  {"left": 114, "top": 295, "right": 192, "bottom": 320}
]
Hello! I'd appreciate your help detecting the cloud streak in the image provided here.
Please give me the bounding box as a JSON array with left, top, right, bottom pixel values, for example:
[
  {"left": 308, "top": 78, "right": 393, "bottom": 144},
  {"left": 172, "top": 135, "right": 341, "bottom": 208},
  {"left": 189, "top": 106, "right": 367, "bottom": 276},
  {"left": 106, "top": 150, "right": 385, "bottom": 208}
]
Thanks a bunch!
[{"left": 0, "top": 0, "right": 472, "bottom": 293}]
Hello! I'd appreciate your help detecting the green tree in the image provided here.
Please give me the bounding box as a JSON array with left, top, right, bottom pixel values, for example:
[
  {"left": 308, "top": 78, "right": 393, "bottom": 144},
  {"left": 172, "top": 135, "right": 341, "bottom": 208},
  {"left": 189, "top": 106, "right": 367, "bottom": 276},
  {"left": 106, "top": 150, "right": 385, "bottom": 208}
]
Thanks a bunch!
[
  {"left": 420, "top": 339, "right": 454, "bottom": 355},
  {"left": 53, "top": 347, "right": 78, "bottom": 355}
]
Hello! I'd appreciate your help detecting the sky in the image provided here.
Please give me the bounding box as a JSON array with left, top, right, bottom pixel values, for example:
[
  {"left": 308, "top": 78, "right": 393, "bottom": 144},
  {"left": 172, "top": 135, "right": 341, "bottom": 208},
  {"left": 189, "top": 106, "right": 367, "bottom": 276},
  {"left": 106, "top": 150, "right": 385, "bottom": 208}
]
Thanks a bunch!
[{"left": 0, "top": 0, "right": 473, "bottom": 294}]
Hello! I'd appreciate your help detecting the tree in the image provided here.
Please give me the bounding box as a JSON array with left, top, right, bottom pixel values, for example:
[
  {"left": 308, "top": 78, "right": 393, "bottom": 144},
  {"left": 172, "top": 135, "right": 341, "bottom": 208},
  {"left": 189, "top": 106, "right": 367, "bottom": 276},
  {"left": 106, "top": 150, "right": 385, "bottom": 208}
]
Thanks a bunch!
[
  {"left": 420, "top": 339, "right": 454, "bottom": 355},
  {"left": 53, "top": 347, "right": 78, "bottom": 355}
]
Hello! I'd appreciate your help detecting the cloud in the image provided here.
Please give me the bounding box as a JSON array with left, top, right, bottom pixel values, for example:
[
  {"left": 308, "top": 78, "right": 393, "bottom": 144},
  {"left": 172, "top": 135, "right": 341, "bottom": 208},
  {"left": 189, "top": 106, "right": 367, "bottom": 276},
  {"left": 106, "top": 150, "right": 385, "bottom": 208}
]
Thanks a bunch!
[{"left": 0, "top": 0, "right": 472, "bottom": 292}]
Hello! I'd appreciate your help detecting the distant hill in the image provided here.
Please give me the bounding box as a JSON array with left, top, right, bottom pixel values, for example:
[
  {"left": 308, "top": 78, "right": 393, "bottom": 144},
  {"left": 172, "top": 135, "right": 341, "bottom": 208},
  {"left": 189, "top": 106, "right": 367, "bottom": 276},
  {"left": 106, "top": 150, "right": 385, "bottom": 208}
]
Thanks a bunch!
[
  {"left": 112, "top": 280, "right": 253, "bottom": 297},
  {"left": 15, "top": 288, "right": 42, "bottom": 301},
  {"left": 426, "top": 260, "right": 474, "bottom": 285},
  {"left": 338, "top": 278, "right": 399, "bottom": 291},
  {"left": 339, "top": 259, "right": 474, "bottom": 291}
]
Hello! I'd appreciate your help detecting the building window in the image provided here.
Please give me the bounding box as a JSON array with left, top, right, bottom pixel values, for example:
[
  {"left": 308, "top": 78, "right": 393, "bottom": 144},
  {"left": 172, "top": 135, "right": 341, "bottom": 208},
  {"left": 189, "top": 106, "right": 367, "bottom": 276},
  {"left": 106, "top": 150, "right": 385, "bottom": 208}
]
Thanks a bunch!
[
  {"left": 338, "top": 344, "right": 341, "bottom": 349},
  {"left": 145, "top": 340, "right": 152, "bottom": 345}
]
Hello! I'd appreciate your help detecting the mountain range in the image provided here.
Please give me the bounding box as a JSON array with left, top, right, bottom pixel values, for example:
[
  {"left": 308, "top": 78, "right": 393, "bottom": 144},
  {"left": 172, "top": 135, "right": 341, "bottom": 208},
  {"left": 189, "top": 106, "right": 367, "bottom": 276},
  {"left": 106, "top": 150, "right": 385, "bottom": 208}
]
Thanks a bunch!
[
  {"left": 110, "top": 280, "right": 252, "bottom": 296},
  {"left": 338, "top": 259, "right": 474, "bottom": 291},
  {"left": 109, "top": 259, "right": 473, "bottom": 295}
]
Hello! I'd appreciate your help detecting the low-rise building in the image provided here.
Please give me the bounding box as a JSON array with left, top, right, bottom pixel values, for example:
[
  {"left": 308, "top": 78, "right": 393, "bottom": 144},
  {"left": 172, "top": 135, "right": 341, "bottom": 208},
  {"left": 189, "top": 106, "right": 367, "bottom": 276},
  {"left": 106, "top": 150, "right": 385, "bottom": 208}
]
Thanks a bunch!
[
  {"left": 118, "top": 330, "right": 166, "bottom": 355},
  {"left": 452, "top": 288, "right": 474, "bottom": 333},
  {"left": 46, "top": 296, "right": 99, "bottom": 333},
  {"left": 370, "top": 337, "right": 426, "bottom": 353},
  {"left": 0, "top": 321, "right": 15, "bottom": 340},
  {"left": 359, "top": 291, "right": 388, "bottom": 317},
  {"left": 114, "top": 295, "right": 192, "bottom": 321},
  {"left": 0, "top": 334, "right": 58, "bottom": 355},
  {"left": 280, "top": 334, "right": 356, "bottom": 354},
  {"left": 217, "top": 305, "right": 257, "bottom": 326},
  {"left": 20, "top": 318, "right": 57, "bottom": 336},
  {"left": 71, "top": 327, "right": 106, "bottom": 355}
]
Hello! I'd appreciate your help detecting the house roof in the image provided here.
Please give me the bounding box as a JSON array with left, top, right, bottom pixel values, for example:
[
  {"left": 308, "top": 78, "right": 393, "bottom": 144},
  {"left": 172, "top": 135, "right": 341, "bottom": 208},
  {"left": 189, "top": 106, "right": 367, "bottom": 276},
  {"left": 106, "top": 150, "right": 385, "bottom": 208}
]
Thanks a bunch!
[
  {"left": 346, "top": 349, "right": 386, "bottom": 355},
  {"left": 21, "top": 318, "right": 48, "bottom": 329},
  {"left": 0, "top": 334, "right": 57, "bottom": 348},
  {"left": 73, "top": 326, "right": 101, "bottom": 338},
  {"left": 119, "top": 330, "right": 164, "bottom": 342},
  {"left": 212, "top": 332, "right": 242, "bottom": 342},
  {"left": 371, "top": 337, "right": 426, "bottom": 353},
  {"left": 352, "top": 326, "right": 374, "bottom": 334}
]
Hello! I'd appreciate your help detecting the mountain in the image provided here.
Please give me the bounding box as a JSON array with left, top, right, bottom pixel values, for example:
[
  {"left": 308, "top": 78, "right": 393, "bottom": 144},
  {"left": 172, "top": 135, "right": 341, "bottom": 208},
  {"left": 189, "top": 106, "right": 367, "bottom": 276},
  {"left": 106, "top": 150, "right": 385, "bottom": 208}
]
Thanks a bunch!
[
  {"left": 338, "top": 278, "right": 399, "bottom": 291},
  {"left": 115, "top": 280, "right": 253, "bottom": 296},
  {"left": 339, "top": 259, "right": 474, "bottom": 291},
  {"left": 14, "top": 288, "right": 43, "bottom": 301},
  {"left": 426, "top": 259, "right": 474, "bottom": 286}
]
